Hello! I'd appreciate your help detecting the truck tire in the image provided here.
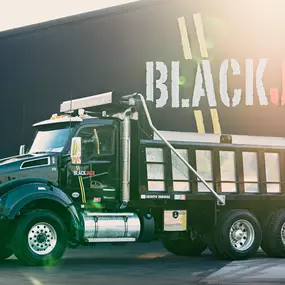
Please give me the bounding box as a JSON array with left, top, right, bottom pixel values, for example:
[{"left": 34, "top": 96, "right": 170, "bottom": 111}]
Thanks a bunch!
[
  {"left": 204, "top": 233, "right": 226, "bottom": 259},
  {"left": 213, "top": 210, "right": 262, "bottom": 260},
  {"left": 0, "top": 246, "right": 13, "bottom": 261},
  {"left": 261, "top": 210, "right": 285, "bottom": 257},
  {"left": 162, "top": 235, "right": 207, "bottom": 256},
  {"left": 260, "top": 212, "right": 277, "bottom": 257},
  {"left": 12, "top": 209, "right": 68, "bottom": 266}
]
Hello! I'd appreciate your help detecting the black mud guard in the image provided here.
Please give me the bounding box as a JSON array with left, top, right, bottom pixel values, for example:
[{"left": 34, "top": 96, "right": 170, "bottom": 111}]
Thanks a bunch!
[
  {"left": 0, "top": 178, "right": 84, "bottom": 242},
  {"left": 137, "top": 213, "right": 156, "bottom": 242}
]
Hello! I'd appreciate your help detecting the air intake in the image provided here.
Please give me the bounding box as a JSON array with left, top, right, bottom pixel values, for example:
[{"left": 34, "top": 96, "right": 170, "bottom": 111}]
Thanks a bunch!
[{"left": 21, "top": 158, "right": 49, "bottom": 169}]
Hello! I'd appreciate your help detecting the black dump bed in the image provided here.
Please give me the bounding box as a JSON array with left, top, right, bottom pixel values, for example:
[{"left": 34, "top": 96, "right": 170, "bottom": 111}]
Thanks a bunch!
[{"left": 138, "top": 133, "right": 285, "bottom": 199}]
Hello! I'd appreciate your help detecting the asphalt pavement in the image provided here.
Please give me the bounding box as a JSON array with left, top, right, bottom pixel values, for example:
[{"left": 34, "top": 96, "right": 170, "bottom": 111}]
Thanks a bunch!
[{"left": 0, "top": 242, "right": 285, "bottom": 285}]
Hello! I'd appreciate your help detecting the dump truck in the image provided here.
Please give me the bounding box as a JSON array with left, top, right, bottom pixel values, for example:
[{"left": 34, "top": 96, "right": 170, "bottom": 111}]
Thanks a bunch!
[{"left": 0, "top": 92, "right": 285, "bottom": 265}]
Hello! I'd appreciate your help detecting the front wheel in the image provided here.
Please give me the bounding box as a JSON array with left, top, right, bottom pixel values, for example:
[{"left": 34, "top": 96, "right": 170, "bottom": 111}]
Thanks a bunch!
[
  {"left": 12, "top": 209, "right": 68, "bottom": 266},
  {"left": 0, "top": 246, "right": 13, "bottom": 261},
  {"left": 162, "top": 232, "right": 207, "bottom": 256}
]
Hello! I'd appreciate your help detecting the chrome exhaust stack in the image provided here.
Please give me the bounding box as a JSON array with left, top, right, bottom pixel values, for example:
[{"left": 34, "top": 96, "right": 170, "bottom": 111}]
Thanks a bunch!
[{"left": 120, "top": 107, "right": 136, "bottom": 209}]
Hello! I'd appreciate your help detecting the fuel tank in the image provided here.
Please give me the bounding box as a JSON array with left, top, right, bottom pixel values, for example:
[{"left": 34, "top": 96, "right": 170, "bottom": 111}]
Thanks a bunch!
[{"left": 82, "top": 212, "right": 141, "bottom": 243}]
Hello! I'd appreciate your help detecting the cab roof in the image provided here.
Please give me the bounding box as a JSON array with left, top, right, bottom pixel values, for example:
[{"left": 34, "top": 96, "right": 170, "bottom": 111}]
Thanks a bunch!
[{"left": 33, "top": 116, "right": 83, "bottom": 127}]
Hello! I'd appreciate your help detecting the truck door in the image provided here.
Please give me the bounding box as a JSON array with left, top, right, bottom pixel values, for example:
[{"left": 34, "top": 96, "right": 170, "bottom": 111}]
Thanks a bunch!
[{"left": 67, "top": 124, "right": 119, "bottom": 206}]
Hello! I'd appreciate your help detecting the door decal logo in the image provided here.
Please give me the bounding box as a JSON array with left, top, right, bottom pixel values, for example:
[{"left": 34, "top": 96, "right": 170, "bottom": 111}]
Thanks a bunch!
[{"left": 73, "top": 170, "right": 96, "bottom": 176}]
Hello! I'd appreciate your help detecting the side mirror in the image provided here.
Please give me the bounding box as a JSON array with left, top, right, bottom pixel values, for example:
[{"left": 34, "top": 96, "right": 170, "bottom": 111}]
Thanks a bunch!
[
  {"left": 19, "top": 145, "right": 26, "bottom": 155},
  {"left": 70, "top": 137, "right": 82, "bottom": 164}
]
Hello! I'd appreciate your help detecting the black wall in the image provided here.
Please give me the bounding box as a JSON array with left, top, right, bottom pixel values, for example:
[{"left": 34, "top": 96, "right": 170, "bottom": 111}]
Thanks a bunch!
[{"left": 0, "top": 0, "right": 284, "bottom": 158}]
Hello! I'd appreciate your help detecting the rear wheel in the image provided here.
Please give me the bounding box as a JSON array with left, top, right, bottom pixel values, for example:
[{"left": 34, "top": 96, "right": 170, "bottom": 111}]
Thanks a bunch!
[
  {"left": 262, "top": 210, "right": 285, "bottom": 257},
  {"left": 162, "top": 232, "right": 207, "bottom": 256},
  {"left": 13, "top": 209, "right": 68, "bottom": 266},
  {"left": 213, "top": 210, "right": 262, "bottom": 260},
  {"left": 261, "top": 212, "right": 277, "bottom": 257},
  {"left": 204, "top": 232, "right": 226, "bottom": 259}
]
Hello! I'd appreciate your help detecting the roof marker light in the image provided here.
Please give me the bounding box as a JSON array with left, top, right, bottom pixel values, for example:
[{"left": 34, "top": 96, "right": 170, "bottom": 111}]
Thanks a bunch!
[{"left": 78, "top": 109, "right": 85, "bottom": 116}]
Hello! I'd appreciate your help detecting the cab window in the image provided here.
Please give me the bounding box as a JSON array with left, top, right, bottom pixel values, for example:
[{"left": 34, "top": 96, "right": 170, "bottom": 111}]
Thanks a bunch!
[{"left": 77, "top": 126, "right": 115, "bottom": 161}]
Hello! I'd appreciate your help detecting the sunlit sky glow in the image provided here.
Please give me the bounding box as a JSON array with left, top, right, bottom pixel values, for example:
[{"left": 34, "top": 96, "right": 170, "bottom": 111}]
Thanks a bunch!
[{"left": 0, "top": 0, "right": 138, "bottom": 32}]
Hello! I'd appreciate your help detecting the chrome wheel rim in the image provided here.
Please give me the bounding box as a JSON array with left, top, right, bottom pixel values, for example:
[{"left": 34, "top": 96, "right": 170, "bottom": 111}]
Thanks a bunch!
[
  {"left": 229, "top": 219, "right": 255, "bottom": 251},
  {"left": 281, "top": 222, "right": 285, "bottom": 245},
  {"left": 28, "top": 222, "right": 57, "bottom": 255}
]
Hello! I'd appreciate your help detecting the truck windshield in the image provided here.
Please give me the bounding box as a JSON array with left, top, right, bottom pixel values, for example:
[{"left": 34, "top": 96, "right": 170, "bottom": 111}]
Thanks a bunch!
[{"left": 29, "top": 125, "right": 72, "bottom": 154}]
